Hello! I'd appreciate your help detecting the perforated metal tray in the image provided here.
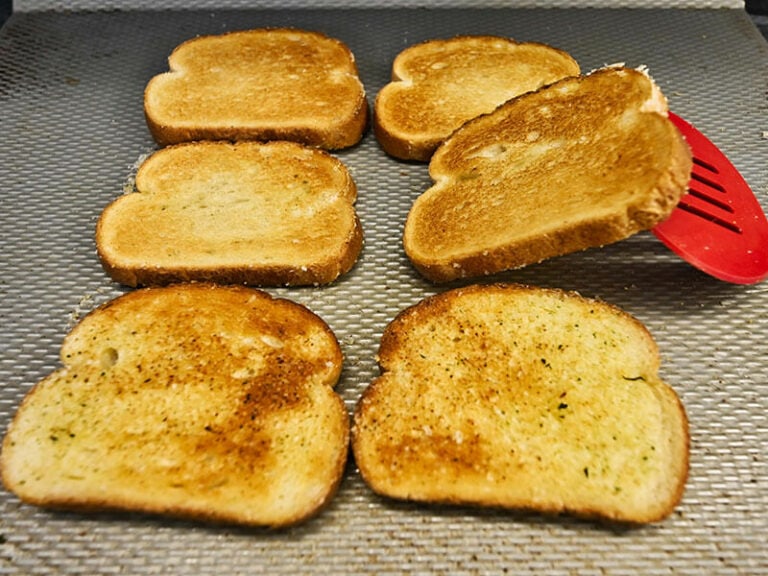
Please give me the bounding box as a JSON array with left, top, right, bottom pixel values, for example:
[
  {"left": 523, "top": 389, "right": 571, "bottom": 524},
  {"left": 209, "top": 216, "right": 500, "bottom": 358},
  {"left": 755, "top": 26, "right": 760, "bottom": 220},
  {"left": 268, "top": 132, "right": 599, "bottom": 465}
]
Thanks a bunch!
[{"left": 2, "top": 7, "right": 768, "bottom": 575}]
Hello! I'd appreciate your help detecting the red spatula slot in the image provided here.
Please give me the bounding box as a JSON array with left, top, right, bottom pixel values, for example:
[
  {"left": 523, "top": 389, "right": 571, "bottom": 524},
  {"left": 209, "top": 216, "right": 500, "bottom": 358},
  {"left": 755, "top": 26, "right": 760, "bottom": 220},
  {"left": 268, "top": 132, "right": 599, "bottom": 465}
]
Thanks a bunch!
[{"left": 675, "top": 159, "right": 741, "bottom": 234}]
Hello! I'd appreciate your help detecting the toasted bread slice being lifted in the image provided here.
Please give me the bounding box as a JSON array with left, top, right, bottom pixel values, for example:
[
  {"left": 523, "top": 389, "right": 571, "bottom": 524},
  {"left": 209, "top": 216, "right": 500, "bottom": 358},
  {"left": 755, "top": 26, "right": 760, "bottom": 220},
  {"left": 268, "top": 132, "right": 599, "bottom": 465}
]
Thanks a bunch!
[
  {"left": 374, "top": 36, "right": 580, "bottom": 161},
  {"left": 403, "top": 66, "right": 693, "bottom": 282},
  {"left": 144, "top": 28, "right": 368, "bottom": 149},
  {"left": 1, "top": 284, "right": 349, "bottom": 528},
  {"left": 352, "top": 283, "right": 689, "bottom": 524},
  {"left": 96, "top": 140, "right": 362, "bottom": 287}
]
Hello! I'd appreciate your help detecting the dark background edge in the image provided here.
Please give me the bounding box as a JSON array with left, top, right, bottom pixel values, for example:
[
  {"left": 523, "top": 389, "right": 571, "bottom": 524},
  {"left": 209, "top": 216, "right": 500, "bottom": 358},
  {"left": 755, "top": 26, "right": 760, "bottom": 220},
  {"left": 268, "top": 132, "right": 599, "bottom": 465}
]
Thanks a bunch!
[{"left": 1, "top": 1, "right": 768, "bottom": 33}]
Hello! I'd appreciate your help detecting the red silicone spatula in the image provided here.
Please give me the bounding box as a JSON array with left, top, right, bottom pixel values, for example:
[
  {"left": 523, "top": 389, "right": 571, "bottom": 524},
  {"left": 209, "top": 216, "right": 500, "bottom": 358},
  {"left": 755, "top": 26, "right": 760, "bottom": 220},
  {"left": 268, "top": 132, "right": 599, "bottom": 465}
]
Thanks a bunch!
[{"left": 652, "top": 112, "right": 768, "bottom": 284}]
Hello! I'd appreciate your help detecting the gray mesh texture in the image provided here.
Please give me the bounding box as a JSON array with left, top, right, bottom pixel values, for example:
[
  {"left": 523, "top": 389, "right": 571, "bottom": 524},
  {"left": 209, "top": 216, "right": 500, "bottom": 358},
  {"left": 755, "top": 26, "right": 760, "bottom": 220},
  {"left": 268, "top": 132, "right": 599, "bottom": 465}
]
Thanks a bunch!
[{"left": 11, "top": 1, "right": 749, "bottom": 10}]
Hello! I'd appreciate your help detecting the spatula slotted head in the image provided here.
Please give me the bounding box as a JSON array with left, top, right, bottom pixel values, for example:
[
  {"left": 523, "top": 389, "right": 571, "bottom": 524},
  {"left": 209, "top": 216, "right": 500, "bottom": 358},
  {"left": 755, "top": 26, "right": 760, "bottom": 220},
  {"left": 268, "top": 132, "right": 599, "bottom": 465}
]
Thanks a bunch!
[{"left": 652, "top": 112, "right": 768, "bottom": 284}]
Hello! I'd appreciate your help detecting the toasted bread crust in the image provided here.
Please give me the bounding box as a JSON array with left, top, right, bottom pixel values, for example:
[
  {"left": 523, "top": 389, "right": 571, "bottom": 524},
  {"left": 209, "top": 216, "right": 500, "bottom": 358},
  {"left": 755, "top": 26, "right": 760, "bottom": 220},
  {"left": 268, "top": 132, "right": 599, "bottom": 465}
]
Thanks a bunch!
[
  {"left": 144, "top": 28, "right": 368, "bottom": 149},
  {"left": 96, "top": 140, "right": 363, "bottom": 287},
  {"left": 374, "top": 36, "right": 580, "bottom": 161},
  {"left": 0, "top": 284, "right": 349, "bottom": 528},
  {"left": 403, "top": 67, "right": 693, "bottom": 282},
  {"left": 352, "top": 283, "right": 689, "bottom": 524}
]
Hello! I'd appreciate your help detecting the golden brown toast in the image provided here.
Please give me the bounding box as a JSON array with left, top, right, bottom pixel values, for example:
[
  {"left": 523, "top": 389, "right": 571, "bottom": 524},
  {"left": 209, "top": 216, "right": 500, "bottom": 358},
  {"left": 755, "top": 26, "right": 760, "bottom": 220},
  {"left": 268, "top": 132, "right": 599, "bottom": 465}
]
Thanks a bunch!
[
  {"left": 1, "top": 284, "right": 349, "bottom": 528},
  {"left": 352, "top": 283, "right": 689, "bottom": 524},
  {"left": 374, "top": 36, "right": 580, "bottom": 161},
  {"left": 144, "top": 28, "right": 368, "bottom": 149},
  {"left": 96, "top": 140, "right": 362, "bottom": 287},
  {"left": 403, "top": 66, "right": 693, "bottom": 282}
]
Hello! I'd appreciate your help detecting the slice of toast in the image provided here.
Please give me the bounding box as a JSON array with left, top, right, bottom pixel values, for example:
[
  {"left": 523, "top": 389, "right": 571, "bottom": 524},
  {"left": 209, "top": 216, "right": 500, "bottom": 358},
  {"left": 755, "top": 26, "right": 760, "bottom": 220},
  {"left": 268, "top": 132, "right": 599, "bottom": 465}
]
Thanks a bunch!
[
  {"left": 96, "top": 140, "right": 362, "bottom": 287},
  {"left": 352, "top": 283, "right": 689, "bottom": 524},
  {"left": 374, "top": 36, "right": 580, "bottom": 161},
  {"left": 1, "top": 284, "right": 349, "bottom": 528},
  {"left": 144, "top": 28, "right": 368, "bottom": 149},
  {"left": 403, "top": 66, "right": 693, "bottom": 282}
]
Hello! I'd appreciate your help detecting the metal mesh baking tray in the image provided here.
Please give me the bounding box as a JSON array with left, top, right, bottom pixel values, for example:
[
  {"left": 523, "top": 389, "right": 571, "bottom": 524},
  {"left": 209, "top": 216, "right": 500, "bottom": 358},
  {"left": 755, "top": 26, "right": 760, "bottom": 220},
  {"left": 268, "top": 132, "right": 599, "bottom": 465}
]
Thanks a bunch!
[{"left": 1, "top": 6, "right": 767, "bottom": 575}]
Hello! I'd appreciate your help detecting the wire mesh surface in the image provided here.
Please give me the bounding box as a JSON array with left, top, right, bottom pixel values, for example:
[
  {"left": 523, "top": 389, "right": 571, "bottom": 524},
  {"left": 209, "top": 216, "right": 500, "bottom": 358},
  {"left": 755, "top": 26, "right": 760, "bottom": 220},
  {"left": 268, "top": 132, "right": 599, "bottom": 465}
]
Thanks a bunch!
[
  {"left": 11, "top": 1, "right": 749, "bottom": 10},
  {"left": 1, "top": 6, "right": 767, "bottom": 575}
]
